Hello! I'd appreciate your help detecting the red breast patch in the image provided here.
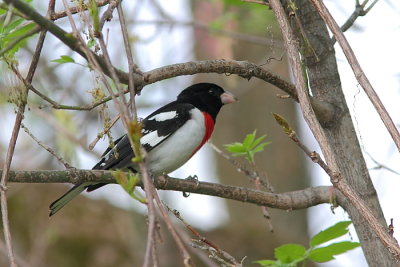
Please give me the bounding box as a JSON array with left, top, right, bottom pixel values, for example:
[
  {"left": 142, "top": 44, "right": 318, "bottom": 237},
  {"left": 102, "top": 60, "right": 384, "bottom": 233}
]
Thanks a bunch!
[{"left": 192, "top": 112, "right": 215, "bottom": 156}]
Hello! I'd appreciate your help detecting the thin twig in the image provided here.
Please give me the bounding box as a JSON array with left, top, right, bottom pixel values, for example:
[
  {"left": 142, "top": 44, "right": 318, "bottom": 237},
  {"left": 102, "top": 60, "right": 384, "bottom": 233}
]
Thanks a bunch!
[
  {"left": 50, "top": 0, "right": 111, "bottom": 20},
  {"left": 116, "top": 5, "right": 162, "bottom": 263},
  {"left": 0, "top": 11, "right": 48, "bottom": 267},
  {"left": 97, "top": 34, "right": 130, "bottom": 122},
  {"left": 332, "top": 0, "right": 380, "bottom": 44},
  {"left": 91, "top": 2, "right": 160, "bottom": 266},
  {"left": 166, "top": 206, "right": 220, "bottom": 250},
  {"left": 29, "top": 107, "right": 99, "bottom": 157},
  {"left": 0, "top": 104, "right": 21, "bottom": 267},
  {"left": 309, "top": 0, "right": 400, "bottom": 153},
  {"left": 152, "top": 185, "right": 193, "bottom": 266},
  {"left": 30, "top": 83, "right": 128, "bottom": 111},
  {"left": 209, "top": 143, "right": 275, "bottom": 231},
  {"left": 365, "top": 152, "right": 400, "bottom": 175},
  {"left": 140, "top": 169, "right": 157, "bottom": 267},
  {"left": 209, "top": 143, "right": 273, "bottom": 191},
  {"left": 117, "top": 3, "right": 143, "bottom": 112},
  {"left": 21, "top": 123, "right": 73, "bottom": 169},
  {"left": 166, "top": 205, "right": 242, "bottom": 266},
  {"left": 88, "top": 113, "right": 120, "bottom": 150},
  {"left": 99, "top": 0, "right": 120, "bottom": 30},
  {"left": 190, "top": 241, "right": 243, "bottom": 267},
  {"left": 0, "top": 239, "right": 30, "bottom": 267}
]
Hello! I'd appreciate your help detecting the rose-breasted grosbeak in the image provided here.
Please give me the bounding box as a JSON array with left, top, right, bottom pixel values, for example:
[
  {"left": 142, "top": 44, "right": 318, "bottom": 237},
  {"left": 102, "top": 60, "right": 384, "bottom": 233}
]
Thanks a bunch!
[{"left": 49, "top": 83, "right": 237, "bottom": 216}]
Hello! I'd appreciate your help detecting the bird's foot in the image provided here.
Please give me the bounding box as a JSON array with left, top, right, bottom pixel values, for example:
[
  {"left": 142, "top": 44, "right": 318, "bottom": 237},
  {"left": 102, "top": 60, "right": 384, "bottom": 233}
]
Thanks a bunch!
[
  {"left": 183, "top": 175, "right": 199, "bottom": 197},
  {"left": 185, "top": 174, "right": 199, "bottom": 184}
]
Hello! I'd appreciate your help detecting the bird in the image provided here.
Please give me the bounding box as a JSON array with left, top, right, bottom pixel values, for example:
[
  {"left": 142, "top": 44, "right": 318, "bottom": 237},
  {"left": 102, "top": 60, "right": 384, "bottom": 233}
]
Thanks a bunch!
[{"left": 49, "top": 83, "right": 237, "bottom": 216}]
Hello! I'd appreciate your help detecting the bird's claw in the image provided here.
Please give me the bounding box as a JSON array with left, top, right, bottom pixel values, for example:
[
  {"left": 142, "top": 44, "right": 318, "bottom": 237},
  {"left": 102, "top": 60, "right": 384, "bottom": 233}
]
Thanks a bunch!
[
  {"left": 183, "top": 175, "right": 199, "bottom": 197},
  {"left": 185, "top": 175, "right": 199, "bottom": 184}
]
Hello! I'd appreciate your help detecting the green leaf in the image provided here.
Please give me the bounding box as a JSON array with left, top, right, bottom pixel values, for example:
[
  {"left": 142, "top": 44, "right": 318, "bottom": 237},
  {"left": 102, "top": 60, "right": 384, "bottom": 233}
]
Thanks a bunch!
[
  {"left": 89, "top": 0, "right": 100, "bottom": 32},
  {"left": 309, "top": 241, "right": 360, "bottom": 262},
  {"left": 310, "top": 221, "right": 352, "bottom": 247},
  {"left": 275, "top": 244, "right": 306, "bottom": 264},
  {"left": 251, "top": 134, "right": 267, "bottom": 149},
  {"left": 2, "top": 22, "right": 36, "bottom": 42},
  {"left": 253, "top": 142, "right": 271, "bottom": 153},
  {"left": 224, "top": 130, "right": 270, "bottom": 164},
  {"left": 242, "top": 130, "right": 256, "bottom": 149},
  {"left": 51, "top": 55, "right": 75, "bottom": 64},
  {"left": 224, "top": 142, "right": 244, "bottom": 153},
  {"left": 2, "top": 18, "right": 24, "bottom": 34},
  {"left": 254, "top": 260, "right": 278, "bottom": 266},
  {"left": 114, "top": 170, "right": 146, "bottom": 203}
]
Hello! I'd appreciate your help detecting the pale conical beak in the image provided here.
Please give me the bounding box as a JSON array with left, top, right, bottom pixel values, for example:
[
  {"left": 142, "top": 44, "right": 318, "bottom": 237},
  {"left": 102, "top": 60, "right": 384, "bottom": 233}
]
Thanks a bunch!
[{"left": 220, "top": 91, "right": 238, "bottom": 105}]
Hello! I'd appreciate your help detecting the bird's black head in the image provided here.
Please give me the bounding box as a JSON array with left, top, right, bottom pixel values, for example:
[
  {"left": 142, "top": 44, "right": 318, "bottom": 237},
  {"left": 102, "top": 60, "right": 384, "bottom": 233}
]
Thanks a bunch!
[{"left": 177, "top": 83, "right": 237, "bottom": 121}]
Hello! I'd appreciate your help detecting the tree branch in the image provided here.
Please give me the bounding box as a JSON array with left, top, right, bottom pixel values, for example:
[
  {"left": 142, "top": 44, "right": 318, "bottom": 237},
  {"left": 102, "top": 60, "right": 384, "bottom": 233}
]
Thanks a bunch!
[
  {"left": 0, "top": 14, "right": 48, "bottom": 267},
  {"left": 309, "top": 0, "right": 400, "bottom": 152},
  {"left": 333, "top": 0, "right": 380, "bottom": 44},
  {"left": 3, "top": 0, "right": 299, "bottom": 100},
  {"left": 50, "top": 0, "right": 111, "bottom": 20},
  {"left": 3, "top": 169, "right": 334, "bottom": 210},
  {"left": 270, "top": 0, "right": 400, "bottom": 261},
  {"left": 139, "top": 60, "right": 297, "bottom": 99}
]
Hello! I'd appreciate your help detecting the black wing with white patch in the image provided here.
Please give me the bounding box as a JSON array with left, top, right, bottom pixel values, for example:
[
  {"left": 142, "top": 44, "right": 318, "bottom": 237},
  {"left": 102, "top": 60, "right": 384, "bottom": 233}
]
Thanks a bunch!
[
  {"left": 92, "top": 102, "right": 194, "bottom": 171},
  {"left": 140, "top": 102, "right": 193, "bottom": 151},
  {"left": 92, "top": 135, "right": 135, "bottom": 171}
]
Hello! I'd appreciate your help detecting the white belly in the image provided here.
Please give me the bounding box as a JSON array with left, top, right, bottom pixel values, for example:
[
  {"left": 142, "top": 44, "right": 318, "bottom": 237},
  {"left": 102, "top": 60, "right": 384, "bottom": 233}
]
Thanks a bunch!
[{"left": 146, "top": 109, "right": 205, "bottom": 175}]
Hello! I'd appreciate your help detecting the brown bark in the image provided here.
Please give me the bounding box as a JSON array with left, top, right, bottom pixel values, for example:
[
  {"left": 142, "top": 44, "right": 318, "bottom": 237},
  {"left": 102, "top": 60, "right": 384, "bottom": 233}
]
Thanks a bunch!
[{"left": 285, "top": 0, "right": 396, "bottom": 265}]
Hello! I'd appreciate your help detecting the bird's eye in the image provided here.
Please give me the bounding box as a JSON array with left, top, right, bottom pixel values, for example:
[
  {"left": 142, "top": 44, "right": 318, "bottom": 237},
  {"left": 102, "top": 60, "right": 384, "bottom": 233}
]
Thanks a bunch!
[{"left": 208, "top": 89, "right": 216, "bottom": 95}]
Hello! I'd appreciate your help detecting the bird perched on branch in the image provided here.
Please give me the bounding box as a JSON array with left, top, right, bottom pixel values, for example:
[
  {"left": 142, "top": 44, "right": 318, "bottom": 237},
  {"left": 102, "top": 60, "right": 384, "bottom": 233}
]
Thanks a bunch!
[{"left": 49, "top": 83, "right": 237, "bottom": 216}]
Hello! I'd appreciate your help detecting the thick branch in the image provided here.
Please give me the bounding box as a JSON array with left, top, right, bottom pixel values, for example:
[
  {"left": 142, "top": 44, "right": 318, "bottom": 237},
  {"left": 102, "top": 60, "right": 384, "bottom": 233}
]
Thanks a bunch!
[
  {"left": 3, "top": 0, "right": 298, "bottom": 99},
  {"left": 273, "top": 0, "right": 399, "bottom": 263},
  {"left": 140, "top": 60, "right": 297, "bottom": 98},
  {"left": 3, "top": 169, "right": 333, "bottom": 210},
  {"left": 4, "top": 0, "right": 339, "bottom": 125}
]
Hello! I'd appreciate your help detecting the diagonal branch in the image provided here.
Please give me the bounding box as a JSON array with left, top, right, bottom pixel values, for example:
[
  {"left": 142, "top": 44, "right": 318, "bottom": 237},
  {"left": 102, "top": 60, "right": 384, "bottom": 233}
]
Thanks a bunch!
[
  {"left": 3, "top": 0, "right": 298, "bottom": 100},
  {"left": 309, "top": 0, "right": 400, "bottom": 152},
  {"left": 0, "top": 18, "right": 48, "bottom": 267},
  {"left": 270, "top": 0, "right": 400, "bottom": 260},
  {"left": 336, "top": 0, "right": 380, "bottom": 40},
  {"left": 3, "top": 0, "right": 131, "bottom": 85}
]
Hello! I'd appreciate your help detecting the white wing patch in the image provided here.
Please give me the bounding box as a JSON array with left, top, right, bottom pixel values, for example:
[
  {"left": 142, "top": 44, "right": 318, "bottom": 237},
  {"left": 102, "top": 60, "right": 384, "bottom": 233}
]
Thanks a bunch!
[
  {"left": 148, "top": 111, "right": 177, "bottom": 121},
  {"left": 140, "top": 130, "right": 167, "bottom": 148}
]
